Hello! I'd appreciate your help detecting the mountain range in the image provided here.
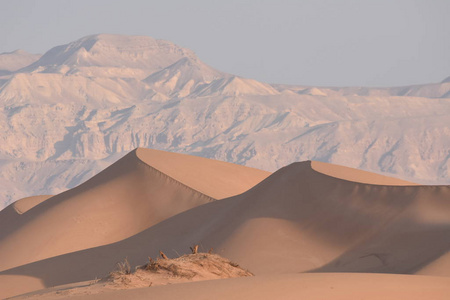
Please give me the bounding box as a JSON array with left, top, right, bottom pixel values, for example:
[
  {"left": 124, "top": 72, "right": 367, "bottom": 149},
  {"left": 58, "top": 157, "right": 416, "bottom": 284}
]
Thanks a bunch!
[{"left": 0, "top": 33, "right": 449, "bottom": 208}]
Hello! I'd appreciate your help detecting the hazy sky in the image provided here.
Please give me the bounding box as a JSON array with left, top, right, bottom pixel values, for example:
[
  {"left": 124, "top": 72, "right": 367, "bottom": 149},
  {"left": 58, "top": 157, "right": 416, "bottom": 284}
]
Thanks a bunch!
[{"left": 1, "top": 0, "right": 449, "bottom": 87}]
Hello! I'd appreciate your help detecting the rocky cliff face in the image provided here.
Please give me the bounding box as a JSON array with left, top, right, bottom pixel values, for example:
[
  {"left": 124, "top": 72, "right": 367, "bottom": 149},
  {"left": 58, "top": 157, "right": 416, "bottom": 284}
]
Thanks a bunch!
[{"left": 0, "top": 34, "right": 449, "bottom": 208}]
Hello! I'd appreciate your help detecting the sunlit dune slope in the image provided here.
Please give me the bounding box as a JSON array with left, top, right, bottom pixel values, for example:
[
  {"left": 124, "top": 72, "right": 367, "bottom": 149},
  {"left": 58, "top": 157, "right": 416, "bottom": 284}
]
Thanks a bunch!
[
  {"left": 311, "top": 161, "right": 416, "bottom": 185},
  {"left": 1, "top": 159, "right": 448, "bottom": 298},
  {"left": 0, "top": 148, "right": 270, "bottom": 273},
  {"left": 135, "top": 148, "right": 271, "bottom": 199}
]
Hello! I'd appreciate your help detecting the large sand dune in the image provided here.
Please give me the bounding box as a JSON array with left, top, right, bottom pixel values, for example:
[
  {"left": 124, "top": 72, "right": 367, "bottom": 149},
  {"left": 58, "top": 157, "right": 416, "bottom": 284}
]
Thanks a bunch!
[
  {"left": 0, "top": 149, "right": 449, "bottom": 299},
  {"left": 0, "top": 148, "right": 269, "bottom": 273}
]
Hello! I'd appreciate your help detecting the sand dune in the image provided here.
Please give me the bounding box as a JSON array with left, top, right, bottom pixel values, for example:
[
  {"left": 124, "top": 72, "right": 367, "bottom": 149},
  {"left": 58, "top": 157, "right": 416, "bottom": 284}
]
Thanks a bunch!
[
  {"left": 1, "top": 154, "right": 449, "bottom": 298},
  {"left": 0, "top": 148, "right": 270, "bottom": 273}
]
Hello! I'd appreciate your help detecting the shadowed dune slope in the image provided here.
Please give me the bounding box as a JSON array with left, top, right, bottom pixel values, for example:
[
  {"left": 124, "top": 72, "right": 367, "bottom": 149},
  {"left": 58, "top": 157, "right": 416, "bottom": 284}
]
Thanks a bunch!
[
  {"left": 0, "top": 148, "right": 270, "bottom": 273},
  {"left": 1, "top": 160, "right": 448, "bottom": 298},
  {"left": 0, "top": 195, "right": 52, "bottom": 240}
]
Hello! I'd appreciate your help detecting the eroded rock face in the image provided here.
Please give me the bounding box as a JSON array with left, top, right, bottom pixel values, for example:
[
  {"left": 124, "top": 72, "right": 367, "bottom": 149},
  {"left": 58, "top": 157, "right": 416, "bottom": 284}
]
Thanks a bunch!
[{"left": 1, "top": 34, "right": 449, "bottom": 208}]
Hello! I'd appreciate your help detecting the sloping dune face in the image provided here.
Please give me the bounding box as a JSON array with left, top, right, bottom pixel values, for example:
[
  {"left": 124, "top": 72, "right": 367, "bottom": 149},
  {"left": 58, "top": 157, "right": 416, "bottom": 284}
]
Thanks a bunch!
[
  {"left": 1, "top": 160, "right": 449, "bottom": 299},
  {"left": 135, "top": 148, "right": 271, "bottom": 199},
  {"left": 177, "top": 161, "right": 448, "bottom": 275},
  {"left": 311, "top": 161, "right": 416, "bottom": 185},
  {"left": 0, "top": 195, "right": 52, "bottom": 239},
  {"left": 0, "top": 148, "right": 270, "bottom": 273},
  {"left": 12, "top": 195, "right": 54, "bottom": 214}
]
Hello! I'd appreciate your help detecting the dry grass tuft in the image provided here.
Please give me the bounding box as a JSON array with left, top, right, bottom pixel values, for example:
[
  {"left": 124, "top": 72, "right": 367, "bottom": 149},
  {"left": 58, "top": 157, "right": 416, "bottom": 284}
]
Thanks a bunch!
[
  {"left": 159, "top": 250, "right": 168, "bottom": 260},
  {"left": 144, "top": 256, "right": 159, "bottom": 271},
  {"left": 190, "top": 245, "right": 199, "bottom": 254},
  {"left": 108, "top": 258, "right": 132, "bottom": 285},
  {"left": 229, "top": 261, "right": 240, "bottom": 268},
  {"left": 115, "top": 257, "right": 131, "bottom": 275}
]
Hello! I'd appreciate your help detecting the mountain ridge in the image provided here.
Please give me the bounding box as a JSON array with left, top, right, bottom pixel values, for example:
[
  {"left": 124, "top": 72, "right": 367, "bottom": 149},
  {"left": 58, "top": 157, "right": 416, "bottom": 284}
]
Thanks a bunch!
[
  {"left": 22, "top": 34, "right": 196, "bottom": 73},
  {"left": 0, "top": 33, "right": 449, "bottom": 208}
]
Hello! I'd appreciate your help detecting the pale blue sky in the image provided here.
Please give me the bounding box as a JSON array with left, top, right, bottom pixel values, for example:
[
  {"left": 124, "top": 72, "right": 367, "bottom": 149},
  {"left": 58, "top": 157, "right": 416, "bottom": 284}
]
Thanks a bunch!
[{"left": 1, "top": 0, "right": 449, "bottom": 87}]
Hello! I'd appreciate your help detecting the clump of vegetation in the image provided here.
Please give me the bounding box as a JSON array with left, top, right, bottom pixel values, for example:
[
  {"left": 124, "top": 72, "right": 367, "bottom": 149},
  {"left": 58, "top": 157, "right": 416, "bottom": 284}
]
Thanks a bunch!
[
  {"left": 116, "top": 257, "right": 131, "bottom": 275},
  {"left": 109, "top": 257, "right": 132, "bottom": 284},
  {"left": 107, "top": 245, "right": 253, "bottom": 288}
]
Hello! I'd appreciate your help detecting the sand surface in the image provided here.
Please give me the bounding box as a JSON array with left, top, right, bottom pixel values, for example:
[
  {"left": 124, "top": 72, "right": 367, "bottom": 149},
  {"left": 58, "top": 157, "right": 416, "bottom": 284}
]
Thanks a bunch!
[
  {"left": 11, "top": 273, "right": 450, "bottom": 300},
  {"left": 1, "top": 148, "right": 449, "bottom": 299}
]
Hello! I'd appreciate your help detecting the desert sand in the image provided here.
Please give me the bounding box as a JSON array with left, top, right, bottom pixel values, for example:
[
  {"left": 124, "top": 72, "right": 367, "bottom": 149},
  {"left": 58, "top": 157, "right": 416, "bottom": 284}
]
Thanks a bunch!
[
  {"left": 1, "top": 148, "right": 449, "bottom": 299},
  {"left": 21, "top": 273, "right": 450, "bottom": 300}
]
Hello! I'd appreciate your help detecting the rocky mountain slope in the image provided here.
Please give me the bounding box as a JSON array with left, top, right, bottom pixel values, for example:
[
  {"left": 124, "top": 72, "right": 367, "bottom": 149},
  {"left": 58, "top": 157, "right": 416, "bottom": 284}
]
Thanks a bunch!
[{"left": 0, "top": 34, "right": 449, "bottom": 208}]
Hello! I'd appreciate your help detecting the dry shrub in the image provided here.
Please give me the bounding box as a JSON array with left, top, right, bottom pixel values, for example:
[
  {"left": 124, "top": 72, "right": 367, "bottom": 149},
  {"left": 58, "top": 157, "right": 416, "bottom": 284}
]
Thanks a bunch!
[
  {"left": 159, "top": 250, "right": 168, "bottom": 259},
  {"left": 229, "top": 261, "right": 240, "bottom": 268},
  {"left": 143, "top": 256, "right": 159, "bottom": 271},
  {"left": 190, "top": 245, "right": 199, "bottom": 254},
  {"left": 108, "top": 257, "right": 132, "bottom": 285},
  {"left": 115, "top": 257, "right": 131, "bottom": 275},
  {"left": 139, "top": 257, "right": 196, "bottom": 278}
]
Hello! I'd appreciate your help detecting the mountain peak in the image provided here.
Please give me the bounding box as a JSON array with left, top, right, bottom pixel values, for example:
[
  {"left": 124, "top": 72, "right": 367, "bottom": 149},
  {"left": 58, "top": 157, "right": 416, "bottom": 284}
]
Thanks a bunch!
[
  {"left": 23, "top": 34, "right": 197, "bottom": 74},
  {"left": 192, "top": 75, "right": 279, "bottom": 97},
  {"left": 143, "top": 56, "right": 227, "bottom": 97},
  {"left": 0, "top": 49, "right": 29, "bottom": 55},
  {"left": 0, "top": 50, "right": 41, "bottom": 72}
]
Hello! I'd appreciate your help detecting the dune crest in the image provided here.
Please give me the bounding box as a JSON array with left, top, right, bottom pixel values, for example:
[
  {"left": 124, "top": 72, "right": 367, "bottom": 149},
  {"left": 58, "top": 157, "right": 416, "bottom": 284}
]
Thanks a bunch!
[
  {"left": 311, "top": 160, "right": 416, "bottom": 185},
  {"left": 12, "top": 195, "right": 53, "bottom": 214},
  {"left": 135, "top": 148, "right": 270, "bottom": 199}
]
